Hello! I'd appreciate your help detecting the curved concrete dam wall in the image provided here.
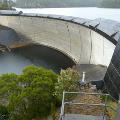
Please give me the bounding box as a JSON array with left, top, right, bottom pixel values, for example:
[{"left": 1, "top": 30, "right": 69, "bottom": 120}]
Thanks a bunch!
[
  {"left": 0, "top": 12, "right": 117, "bottom": 66},
  {"left": 1, "top": 11, "right": 120, "bottom": 99}
]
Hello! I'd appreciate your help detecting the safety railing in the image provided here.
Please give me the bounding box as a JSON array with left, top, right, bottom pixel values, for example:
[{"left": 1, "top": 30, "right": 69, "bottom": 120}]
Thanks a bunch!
[{"left": 59, "top": 91, "right": 118, "bottom": 120}]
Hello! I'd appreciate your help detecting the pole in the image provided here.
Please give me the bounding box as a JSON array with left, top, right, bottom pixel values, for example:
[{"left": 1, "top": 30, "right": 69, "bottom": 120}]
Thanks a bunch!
[
  {"left": 82, "top": 72, "right": 86, "bottom": 83},
  {"left": 60, "top": 91, "right": 65, "bottom": 120}
]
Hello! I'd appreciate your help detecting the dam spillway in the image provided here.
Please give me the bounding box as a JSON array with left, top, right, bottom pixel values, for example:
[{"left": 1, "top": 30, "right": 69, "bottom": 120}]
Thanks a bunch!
[{"left": 0, "top": 11, "right": 120, "bottom": 99}]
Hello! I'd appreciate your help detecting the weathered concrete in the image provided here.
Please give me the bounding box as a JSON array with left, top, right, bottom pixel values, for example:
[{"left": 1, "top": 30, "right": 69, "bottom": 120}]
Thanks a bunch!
[
  {"left": 0, "top": 25, "right": 20, "bottom": 46},
  {"left": 0, "top": 12, "right": 116, "bottom": 66},
  {"left": 76, "top": 64, "right": 107, "bottom": 82}
]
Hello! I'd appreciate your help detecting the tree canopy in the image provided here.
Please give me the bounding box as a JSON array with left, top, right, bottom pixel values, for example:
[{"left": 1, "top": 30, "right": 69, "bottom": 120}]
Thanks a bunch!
[
  {"left": 0, "top": 0, "right": 14, "bottom": 10},
  {"left": 0, "top": 65, "right": 58, "bottom": 120},
  {"left": 0, "top": 0, "right": 120, "bottom": 9},
  {"left": 55, "top": 68, "right": 80, "bottom": 100},
  {"left": 15, "top": 0, "right": 102, "bottom": 8},
  {"left": 14, "top": 0, "right": 120, "bottom": 8},
  {"left": 0, "top": 65, "right": 80, "bottom": 119}
]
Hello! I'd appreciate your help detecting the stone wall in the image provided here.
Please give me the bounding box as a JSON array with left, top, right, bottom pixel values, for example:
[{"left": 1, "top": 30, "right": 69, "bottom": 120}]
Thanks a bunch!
[{"left": 0, "top": 14, "right": 115, "bottom": 66}]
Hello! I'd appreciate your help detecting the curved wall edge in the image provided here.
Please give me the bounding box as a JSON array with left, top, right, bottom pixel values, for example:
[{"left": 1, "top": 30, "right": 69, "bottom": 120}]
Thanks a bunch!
[{"left": 0, "top": 12, "right": 116, "bottom": 66}]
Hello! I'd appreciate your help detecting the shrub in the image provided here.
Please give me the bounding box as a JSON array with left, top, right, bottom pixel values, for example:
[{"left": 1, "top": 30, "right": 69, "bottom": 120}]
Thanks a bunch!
[
  {"left": 55, "top": 68, "right": 80, "bottom": 100},
  {"left": 0, "top": 104, "right": 9, "bottom": 120},
  {"left": 0, "top": 65, "right": 58, "bottom": 120}
]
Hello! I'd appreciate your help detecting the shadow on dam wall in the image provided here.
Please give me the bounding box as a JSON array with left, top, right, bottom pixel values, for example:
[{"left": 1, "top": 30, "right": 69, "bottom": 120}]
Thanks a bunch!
[
  {"left": 0, "top": 44, "right": 76, "bottom": 74},
  {"left": 0, "top": 24, "right": 76, "bottom": 73},
  {"left": 0, "top": 25, "right": 20, "bottom": 46},
  {"left": 11, "top": 44, "right": 75, "bottom": 72},
  {"left": 0, "top": 24, "right": 32, "bottom": 50}
]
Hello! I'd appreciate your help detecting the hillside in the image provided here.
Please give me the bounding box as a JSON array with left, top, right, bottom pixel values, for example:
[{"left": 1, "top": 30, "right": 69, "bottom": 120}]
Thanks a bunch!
[
  {"left": 0, "top": 0, "right": 120, "bottom": 9},
  {"left": 15, "top": 0, "right": 102, "bottom": 8},
  {"left": 15, "top": 0, "right": 120, "bottom": 8}
]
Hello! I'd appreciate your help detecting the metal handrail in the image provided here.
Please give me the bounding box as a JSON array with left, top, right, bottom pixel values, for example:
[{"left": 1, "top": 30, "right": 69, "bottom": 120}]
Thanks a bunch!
[
  {"left": 59, "top": 91, "right": 117, "bottom": 120},
  {"left": 64, "top": 91, "right": 109, "bottom": 96},
  {"left": 64, "top": 102, "right": 106, "bottom": 106}
]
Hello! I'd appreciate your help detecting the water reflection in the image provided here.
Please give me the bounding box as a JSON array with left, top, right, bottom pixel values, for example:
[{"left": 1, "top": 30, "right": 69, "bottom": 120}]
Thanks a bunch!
[{"left": 0, "top": 44, "right": 75, "bottom": 74}]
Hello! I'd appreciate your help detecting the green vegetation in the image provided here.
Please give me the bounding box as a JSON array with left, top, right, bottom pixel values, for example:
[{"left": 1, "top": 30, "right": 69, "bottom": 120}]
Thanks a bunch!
[
  {"left": 107, "top": 100, "right": 118, "bottom": 120},
  {"left": 0, "top": 2, "right": 9, "bottom": 10},
  {"left": 100, "top": 91, "right": 118, "bottom": 119},
  {"left": 0, "top": 65, "right": 58, "bottom": 120},
  {"left": 55, "top": 68, "right": 80, "bottom": 100},
  {"left": 14, "top": 0, "right": 120, "bottom": 8},
  {"left": 0, "top": 0, "right": 14, "bottom": 10},
  {"left": 0, "top": 65, "right": 80, "bottom": 119},
  {"left": 1, "top": 0, "right": 120, "bottom": 8},
  {"left": 102, "top": 0, "right": 120, "bottom": 8},
  {"left": 15, "top": 0, "right": 102, "bottom": 8},
  {"left": 0, "top": 105, "right": 9, "bottom": 120},
  {"left": 0, "top": 65, "right": 118, "bottom": 119}
]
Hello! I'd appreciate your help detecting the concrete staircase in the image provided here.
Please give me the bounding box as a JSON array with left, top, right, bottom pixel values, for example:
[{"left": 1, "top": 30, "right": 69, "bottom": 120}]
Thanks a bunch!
[{"left": 59, "top": 91, "right": 115, "bottom": 120}]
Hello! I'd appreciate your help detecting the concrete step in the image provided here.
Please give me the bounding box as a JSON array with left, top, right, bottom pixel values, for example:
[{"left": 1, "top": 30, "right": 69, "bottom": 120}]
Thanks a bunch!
[{"left": 64, "top": 114, "right": 106, "bottom": 120}]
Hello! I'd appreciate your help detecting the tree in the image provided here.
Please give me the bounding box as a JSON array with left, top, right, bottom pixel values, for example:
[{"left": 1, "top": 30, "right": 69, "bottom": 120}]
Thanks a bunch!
[
  {"left": 15, "top": 0, "right": 102, "bottom": 8},
  {"left": 0, "top": 65, "right": 58, "bottom": 120},
  {"left": 0, "top": 104, "right": 9, "bottom": 120},
  {"left": 55, "top": 68, "right": 80, "bottom": 100},
  {"left": 101, "top": 0, "right": 120, "bottom": 8},
  {"left": 0, "top": 0, "right": 15, "bottom": 10}
]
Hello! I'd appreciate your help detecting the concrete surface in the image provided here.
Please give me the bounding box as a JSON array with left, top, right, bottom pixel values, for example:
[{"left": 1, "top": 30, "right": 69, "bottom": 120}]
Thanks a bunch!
[
  {"left": 76, "top": 64, "right": 107, "bottom": 82},
  {"left": 0, "top": 14, "right": 116, "bottom": 66}
]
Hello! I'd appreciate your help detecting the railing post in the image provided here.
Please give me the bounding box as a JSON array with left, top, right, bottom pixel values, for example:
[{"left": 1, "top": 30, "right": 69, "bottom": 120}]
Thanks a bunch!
[
  {"left": 103, "top": 94, "right": 108, "bottom": 120},
  {"left": 60, "top": 91, "right": 65, "bottom": 120}
]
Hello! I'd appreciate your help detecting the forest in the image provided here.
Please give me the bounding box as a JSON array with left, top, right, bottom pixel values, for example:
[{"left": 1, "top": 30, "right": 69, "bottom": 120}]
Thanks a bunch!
[{"left": 0, "top": 0, "right": 120, "bottom": 9}]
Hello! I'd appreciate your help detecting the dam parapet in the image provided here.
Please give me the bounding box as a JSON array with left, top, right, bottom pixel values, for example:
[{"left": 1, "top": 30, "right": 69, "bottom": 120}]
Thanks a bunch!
[
  {"left": 0, "top": 10, "right": 119, "bottom": 44},
  {"left": 0, "top": 10, "right": 117, "bottom": 66}
]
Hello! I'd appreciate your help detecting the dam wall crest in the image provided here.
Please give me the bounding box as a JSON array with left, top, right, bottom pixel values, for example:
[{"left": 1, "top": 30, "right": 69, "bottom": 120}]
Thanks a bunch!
[{"left": 0, "top": 10, "right": 118, "bottom": 66}]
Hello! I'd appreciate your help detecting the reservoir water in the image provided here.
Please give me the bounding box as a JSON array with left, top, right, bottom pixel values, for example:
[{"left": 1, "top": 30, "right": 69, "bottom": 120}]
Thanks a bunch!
[
  {"left": 0, "top": 45, "right": 75, "bottom": 74},
  {"left": 15, "top": 7, "right": 120, "bottom": 22}
]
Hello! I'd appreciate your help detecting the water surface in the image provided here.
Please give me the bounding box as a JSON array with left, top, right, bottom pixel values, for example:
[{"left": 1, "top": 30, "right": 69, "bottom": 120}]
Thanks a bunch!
[
  {"left": 15, "top": 7, "right": 120, "bottom": 22},
  {"left": 0, "top": 45, "right": 75, "bottom": 74}
]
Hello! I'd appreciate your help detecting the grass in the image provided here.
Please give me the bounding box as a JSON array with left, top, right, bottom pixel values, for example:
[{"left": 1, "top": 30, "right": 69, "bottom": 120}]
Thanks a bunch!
[{"left": 106, "top": 100, "right": 118, "bottom": 120}]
